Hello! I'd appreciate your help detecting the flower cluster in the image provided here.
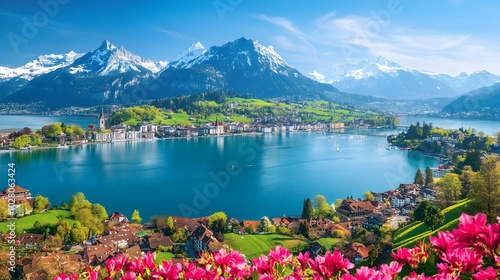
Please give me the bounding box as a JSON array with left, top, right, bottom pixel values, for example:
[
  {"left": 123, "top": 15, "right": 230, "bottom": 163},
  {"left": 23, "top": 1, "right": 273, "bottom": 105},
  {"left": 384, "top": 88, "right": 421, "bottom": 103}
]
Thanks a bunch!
[{"left": 55, "top": 213, "right": 499, "bottom": 280}]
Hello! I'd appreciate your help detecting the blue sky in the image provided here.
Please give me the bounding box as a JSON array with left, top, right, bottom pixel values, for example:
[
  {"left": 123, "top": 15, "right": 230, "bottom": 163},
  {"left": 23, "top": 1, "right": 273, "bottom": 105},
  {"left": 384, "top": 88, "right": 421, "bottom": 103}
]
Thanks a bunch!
[{"left": 0, "top": 0, "right": 499, "bottom": 76}]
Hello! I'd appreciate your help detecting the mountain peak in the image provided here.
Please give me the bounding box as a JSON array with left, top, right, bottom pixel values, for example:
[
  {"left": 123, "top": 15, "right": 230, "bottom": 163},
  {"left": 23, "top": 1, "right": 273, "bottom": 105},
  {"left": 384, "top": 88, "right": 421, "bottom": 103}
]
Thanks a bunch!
[
  {"left": 98, "top": 40, "right": 117, "bottom": 51},
  {"left": 169, "top": 41, "right": 207, "bottom": 68}
]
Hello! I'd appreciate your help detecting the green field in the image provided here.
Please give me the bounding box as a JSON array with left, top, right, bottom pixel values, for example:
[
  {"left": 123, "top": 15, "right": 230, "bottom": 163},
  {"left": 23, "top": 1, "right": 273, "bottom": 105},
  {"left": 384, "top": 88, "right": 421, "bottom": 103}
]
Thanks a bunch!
[
  {"left": 393, "top": 200, "right": 470, "bottom": 248},
  {"left": 224, "top": 233, "right": 308, "bottom": 260},
  {"left": 0, "top": 210, "right": 76, "bottom": 234},
  {"left": 154, "top": 251, "right": 175, "bottom": 264},
  {"left": 316, "top": 238, "right": 347, "bottom": 250}
]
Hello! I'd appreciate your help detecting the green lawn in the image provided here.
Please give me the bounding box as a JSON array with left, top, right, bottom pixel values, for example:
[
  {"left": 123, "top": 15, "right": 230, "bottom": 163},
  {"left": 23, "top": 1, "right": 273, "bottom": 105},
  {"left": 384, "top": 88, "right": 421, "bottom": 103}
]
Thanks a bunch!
[
  {"left": 316, "top": 238, "right": 347, "bottom": 250},
  {"left": 393, "top": 200, "right": 470, "bottom": 248},
  {"left": 154, "top": 251, "right": 175, "bottom": 264},
  {"left": 0, "top": 210, "right": 76, "bottom": 234},
  {"left": 224, "top": 233, "right": 308, "bottom": 260}
]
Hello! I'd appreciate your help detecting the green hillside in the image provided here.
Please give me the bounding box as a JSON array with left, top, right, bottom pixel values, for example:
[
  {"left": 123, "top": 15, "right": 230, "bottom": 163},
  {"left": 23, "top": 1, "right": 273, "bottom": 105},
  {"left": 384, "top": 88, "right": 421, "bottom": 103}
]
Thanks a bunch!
[
  {"left": 0, "top": 210, "right": 76, "bottom": 234},
  {"left": 135, "top": 92, "right": 399, "bottom": 127},
  {"left": 393, "top": 199, "right": 470, "bottom": 249},
  {"left": 223, "top": 233, "right": 308, "bottom": 260}
]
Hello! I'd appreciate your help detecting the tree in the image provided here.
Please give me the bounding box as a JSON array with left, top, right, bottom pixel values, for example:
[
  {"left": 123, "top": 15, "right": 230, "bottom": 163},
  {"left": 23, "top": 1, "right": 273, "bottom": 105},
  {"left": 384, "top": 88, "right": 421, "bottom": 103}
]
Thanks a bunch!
[
  {"left": 132, "top": 209, "right": 142, "bottom": 224},
  {"left": 423, "top": 203, "right": 444, "bottom": 230},
  {"left": 165, "top": 216, "right": 175, "bottom": 236},
  {"left": 33, "top": 195, "right": 50, "bottom": 214},
  {"left": 91, "top": 203, "right": 108, "bottom": 221},
  {"left": 496, "top": 131, "right": 500, "bottom": 144},
  {"left": 41, "top": 123, "right": 62, "bottom": 138},
  {"left": 414, "top": 168, "right": 425, "bottom": 185},
  {"left": 56, "top": 219, "right": 71, "bottom": 243},
  {"left": 425, "top": 166, "right": 434, "bottom": 186},
  {"left": 208, "top": 212, "right": 228, "bottom": 233},
  {"left": 436, "top": 173, "right": 462, "bottom": 206},
  {"left": 468, "top": 155, "right": 500, "bottom": 222},
  {"left": 12, "top": 134, "right": 31, "bottom": 149},
  {"left": 259, "top": 216, "right": 272, "bottom": 232},
  {"left": 363, "top": 192, "right": 374, "bottom": 201},
  {"left": 69, "top": 192, "right": 91, "bottom": 216},
  {"left": 315, "top": 195, "right": 330, "bottom": 218},
  {"left": 0, "top": 199, "right": 8, "bottom": 221},
  {"left": 459, "top": 165, "right": 475, "bottom": 198},
  {"left": 301, "top": 198, "right": 314, "bottom": 219},
  {"left": 31, "top": 134, "right": 42, "bottom": 146},
  {"left": 413, "top": 201, "right": 444, "bottom": 230},
  {"left": 245, "top": 225, "right": 256, "bottom": 234},
  {"left": 69, "top": 224, "right": 88, "bottom": 245}
]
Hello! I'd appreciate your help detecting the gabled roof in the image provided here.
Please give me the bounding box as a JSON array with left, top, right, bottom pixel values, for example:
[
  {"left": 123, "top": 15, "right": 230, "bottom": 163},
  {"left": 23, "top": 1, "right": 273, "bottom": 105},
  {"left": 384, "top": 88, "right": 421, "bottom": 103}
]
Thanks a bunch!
[{"left": 148, "top": 233, "right": 174, "bottom": 249}]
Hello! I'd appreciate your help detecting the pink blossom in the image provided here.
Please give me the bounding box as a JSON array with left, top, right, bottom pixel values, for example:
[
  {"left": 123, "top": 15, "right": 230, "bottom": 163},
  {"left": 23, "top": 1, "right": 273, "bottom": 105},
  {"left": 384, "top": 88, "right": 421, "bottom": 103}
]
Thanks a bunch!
[
  {"left": 308, "top": 250, "right": 353, "bottom": 278},
  {"left": 268, "top": 245, "right": 293, "bottom": 265},
  {"left": 379, "top": 261, "right": 403, "bottom": 278},
  {"left": 471, "top": 266, "right": 499, "bottom": 280}
]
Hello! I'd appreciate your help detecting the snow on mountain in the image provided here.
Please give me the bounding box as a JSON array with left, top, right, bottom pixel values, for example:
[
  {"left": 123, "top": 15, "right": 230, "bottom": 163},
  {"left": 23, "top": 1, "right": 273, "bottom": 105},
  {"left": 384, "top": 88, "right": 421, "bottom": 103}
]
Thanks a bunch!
[
  {"left": 0, "top": 51, "right": 83, "bottom": 82},
  {"left": 69, "top": 40, "right": 166, "bottom": 76},
  {"left": 433, "top": 70, "right": 500, "bottom": 94},
  {"left": 168, "top": 41, "right": 206, "bottom": 68},
  {"left": 311, "top": 56, "right": 500, "bottom": 99},
  {"left": 310, "top": 56, "right": 458, "bottom": 99},
  {"left": 181, "top": 38, "right": 293, "bottom": 76}
]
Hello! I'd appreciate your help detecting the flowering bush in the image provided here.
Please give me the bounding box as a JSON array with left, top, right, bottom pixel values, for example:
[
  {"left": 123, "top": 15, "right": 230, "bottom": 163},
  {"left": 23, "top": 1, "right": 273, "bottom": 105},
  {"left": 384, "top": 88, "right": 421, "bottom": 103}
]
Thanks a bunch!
[{"left": 55, "top": 213, "right": 499, "bottom": 280}]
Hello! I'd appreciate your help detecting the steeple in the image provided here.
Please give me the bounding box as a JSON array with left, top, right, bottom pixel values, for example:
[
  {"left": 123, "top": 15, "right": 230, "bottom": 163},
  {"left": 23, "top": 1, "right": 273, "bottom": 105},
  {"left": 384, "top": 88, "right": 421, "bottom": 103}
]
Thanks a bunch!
[{"left": 99, "top": 108, "right": 106, "bottom": 129}]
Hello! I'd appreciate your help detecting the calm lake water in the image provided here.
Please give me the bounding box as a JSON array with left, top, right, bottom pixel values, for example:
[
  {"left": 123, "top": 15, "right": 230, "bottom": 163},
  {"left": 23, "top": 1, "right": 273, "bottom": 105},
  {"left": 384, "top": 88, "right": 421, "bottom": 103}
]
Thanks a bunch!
[
  {"left": 1, "top": 132, "right": 437, "bottom": 220},
  {"left": 1, "top": 114, "right": 499, "bottom": 220}
]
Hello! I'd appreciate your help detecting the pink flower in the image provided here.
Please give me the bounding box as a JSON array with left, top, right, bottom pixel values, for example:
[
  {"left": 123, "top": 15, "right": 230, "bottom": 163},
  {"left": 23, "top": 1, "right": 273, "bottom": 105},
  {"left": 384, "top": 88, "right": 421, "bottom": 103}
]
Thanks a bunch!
[
  {"left": 471, "top": 267, "right": 498, "bottom": 280},
  {"left": 379, "top": 261, "right": 403, "bottom": 278},
  {"left": 120, "top": 271, "right": 137, "bottom": 280},
  {"left": 440, "top": 248, "right": 483, "bottom": 274},
  {"left": 391, "top": 248, "right": 417, "bottom": 268},
  {"left": 296, "top": 251, "right": 310, "bottom": 272},
  {"left": 53, "top": 273, "right": 78, "bottom": 280},
  {"left": 155, "top": 260, "right": 181, "bottom": 279},
  {"left": 268, "top": 246, "right": 293, "bottom": 265},
  {"left": 430, "top": 231, "right": 455, "bottom": 252},
  {"left": 253, "top": 254, "right": 271, "bottom": 274},
  {"left": 183, "top": 262, "right": 207, "bottom": 279},
  {"left": 308, "top": 250, "right": 353, "bottom": 278},
  {"left": 124, "top": 258, "right": 144, "bottom": 276}
]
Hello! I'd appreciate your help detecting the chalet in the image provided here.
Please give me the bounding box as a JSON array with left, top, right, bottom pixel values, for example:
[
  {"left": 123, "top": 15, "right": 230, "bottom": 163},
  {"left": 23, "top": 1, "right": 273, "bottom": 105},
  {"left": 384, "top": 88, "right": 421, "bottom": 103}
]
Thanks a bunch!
[
  {"left": 337, "top": 199, "right": 380, "bottom": 219},
  {"left": 362, "top": 215, "right": 386, "bottom": 229},
  {"left": 307, "top": 218, "right": 333, "bottom": 238},
  {"left": 327, "top": 223, "right": 351, "bottom": 238},
  {"left": 108, "top": 212, "right": 130, "bottom": 226},
  {"left": 83, "top": 244, "right": 115, "bottom": 265},
  {"left": 242, "top": 220, "right": 260, "bottom": 232},
  {"left": 1, "top": 185, "right": 34, "bottom": 216},
  {"left": 190, "top": 225, "right": 222, "bottom": 253},
  {"left": 140, "top": 124, "right": 157, "bottom": 139},
  {"left": 21, "top": 253, "right": 82, "bottom": 280},
  {"left": 126, "top": 245, "right": 142, "bottom": 259},
  {"left": 147, "top": 233, "right": 174, "bottom": 251},
  {"left": 343, "top": 243, "right": 372, "bottom": 264},
  {"left": 172, "top": 216, "right": 202, "bottom": 232},
  {"left": 17, "top": 233, "right": 44, "bottom": 248},
  {"left": 96, "top": 228, "right": 140, "bottom": 249},
  {"left": 271, "top": 217, "right": 290, "bottom": 227}
]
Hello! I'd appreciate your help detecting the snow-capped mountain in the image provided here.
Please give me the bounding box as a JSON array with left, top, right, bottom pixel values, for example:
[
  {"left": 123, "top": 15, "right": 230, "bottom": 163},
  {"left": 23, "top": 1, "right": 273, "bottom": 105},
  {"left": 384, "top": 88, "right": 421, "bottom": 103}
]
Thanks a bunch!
[
  {"left": 311, "top": 56, "right": 457, "bottom": 99},
  {"left": 168, "top": 42, "right": 206, "bottom": 68},
  {"left": 5, "top": 40, "right": 165, "bottom": 108},
  {"left": 151, "top": 37, "right": 353, "bottom": 102},
  {"left": 0, "top": 51, "right": 83, "bottom": 99},
  {"left": 68, "top": 40, "right": 166, "bottom": 76},
  {"left": 431, "top": 70, "right": 500, "bottom": 94},
  {"left": 4, "top": 37, "right": 375, "bottom": 108},
  {"left": 0, "top": 51, "right": 83, "bottom": 82}
]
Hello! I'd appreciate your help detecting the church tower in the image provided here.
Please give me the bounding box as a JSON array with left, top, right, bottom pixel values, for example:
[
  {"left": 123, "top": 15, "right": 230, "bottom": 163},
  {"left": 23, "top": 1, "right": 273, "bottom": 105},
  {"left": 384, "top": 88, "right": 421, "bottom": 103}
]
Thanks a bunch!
[{"left": 99, "top": 108, "right": 106, "bottom": 129}]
